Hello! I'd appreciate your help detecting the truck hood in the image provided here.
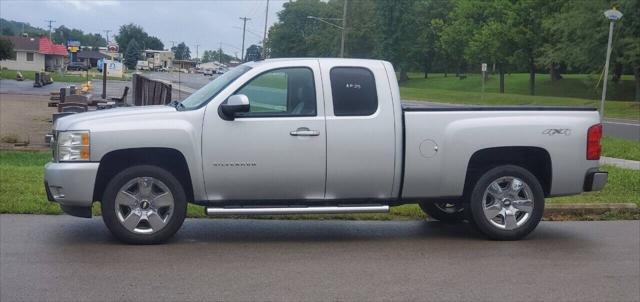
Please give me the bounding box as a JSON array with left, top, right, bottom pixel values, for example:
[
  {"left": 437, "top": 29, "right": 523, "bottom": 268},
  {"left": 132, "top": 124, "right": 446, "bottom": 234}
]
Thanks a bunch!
[{"left": 53, "top": 105, "right": 176, "bottom": 131}]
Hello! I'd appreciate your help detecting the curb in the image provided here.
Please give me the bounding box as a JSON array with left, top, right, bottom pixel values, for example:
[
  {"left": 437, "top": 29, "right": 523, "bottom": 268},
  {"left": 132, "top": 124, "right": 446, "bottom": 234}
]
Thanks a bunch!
[
  {"left": 600, "top": 157, "right": 640, "bottom": 170},
  {"left": 544, "top": 203, "right": 638, "bottom": 216}
]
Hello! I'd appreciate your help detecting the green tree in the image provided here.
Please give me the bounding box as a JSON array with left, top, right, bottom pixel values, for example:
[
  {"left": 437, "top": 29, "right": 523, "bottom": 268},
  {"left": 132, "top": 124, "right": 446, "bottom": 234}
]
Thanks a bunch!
[
  {"left": 0, "top": 38, "right": 14, "bottom": 60},
  {"left": 201, "top": 50, "right": 214, "bottom": 63},
  {"left": 412, "top": 0, "right": 453, "bottom": 78},
  {"left": 171, "top": 42, "right": 191, "bottom": 60},
  {"left": 439, "top": 1, "right": 474, "bottom": 77},
  {"left": 268, "top": 0, "right": 336, "bottom": 57},
  {"left": 116, "top": 23, "right": 159, "bottom": 52},
  {"left": 510, "top": 0, "right": 550, "bottom": 95},
  {"left": 617, "top": 0, "right": 640, "bottom": 101},
  {"left": 463, "top": 0, "right": 516, "bottom": 93},
  {"left": 124, "top": 39, "right": 141, "bottom": 69},
  {"left": 145, "top": 36, "right": 164, "bottom": 50},
  {"left": 375, "top": 0, "right": 418, "bottom": 81}
]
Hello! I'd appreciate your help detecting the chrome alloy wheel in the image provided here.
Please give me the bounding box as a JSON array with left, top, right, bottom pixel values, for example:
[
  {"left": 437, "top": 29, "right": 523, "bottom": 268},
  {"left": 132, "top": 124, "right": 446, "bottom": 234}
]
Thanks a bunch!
[
  {"left": 115, "top": 177, "right": 174, "bottom": 234},
  {"left": 481, "top": 176, "right": 534, "bottom": 230}
]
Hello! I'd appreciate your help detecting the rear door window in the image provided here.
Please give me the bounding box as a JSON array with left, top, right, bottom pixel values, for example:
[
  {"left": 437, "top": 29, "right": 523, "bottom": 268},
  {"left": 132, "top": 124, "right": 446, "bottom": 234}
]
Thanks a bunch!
[{"left": 330, "top": 67, "right": 378, "bottom": 116}]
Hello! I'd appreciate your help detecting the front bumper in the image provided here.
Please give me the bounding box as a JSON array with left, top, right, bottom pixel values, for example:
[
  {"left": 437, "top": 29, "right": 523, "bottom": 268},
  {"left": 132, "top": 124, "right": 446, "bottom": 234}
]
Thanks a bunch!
[
  {"left": 44, "top": 162, "right": 99, "bottom": 207},
  {"left": 584, "top": 170, "right": 608, "bottom": 192}
]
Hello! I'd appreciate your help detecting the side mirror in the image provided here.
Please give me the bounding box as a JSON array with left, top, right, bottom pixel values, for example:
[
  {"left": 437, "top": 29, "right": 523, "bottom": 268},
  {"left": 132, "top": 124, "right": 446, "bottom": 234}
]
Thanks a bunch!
[{"left": 219, "top": 94, "right": 250, "bottom": 121}]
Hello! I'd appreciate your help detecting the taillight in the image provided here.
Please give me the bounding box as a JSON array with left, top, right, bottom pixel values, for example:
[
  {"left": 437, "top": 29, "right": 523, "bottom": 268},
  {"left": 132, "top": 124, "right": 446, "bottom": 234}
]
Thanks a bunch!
[{"left": 587, "top": 124, "right": 603, "bottom": 160}]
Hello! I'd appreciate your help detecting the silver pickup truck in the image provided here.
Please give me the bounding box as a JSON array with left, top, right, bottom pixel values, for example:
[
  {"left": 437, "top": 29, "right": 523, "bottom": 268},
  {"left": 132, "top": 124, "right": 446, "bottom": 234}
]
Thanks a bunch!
[{"left": 45, "top": 58, "right": 607, "bottom": 244}]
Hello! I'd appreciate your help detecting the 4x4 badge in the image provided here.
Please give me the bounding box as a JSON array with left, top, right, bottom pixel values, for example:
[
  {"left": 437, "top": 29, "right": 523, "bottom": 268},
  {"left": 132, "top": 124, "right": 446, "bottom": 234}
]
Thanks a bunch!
[{"left": 542, "top": 129, "right": 571, "bottom": 136}]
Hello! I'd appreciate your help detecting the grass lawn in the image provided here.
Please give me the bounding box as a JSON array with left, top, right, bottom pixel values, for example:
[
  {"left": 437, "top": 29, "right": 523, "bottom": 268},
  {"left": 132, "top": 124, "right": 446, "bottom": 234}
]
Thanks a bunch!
[
  {"left": 1, "top": 151, "right": 637, "bottom": 219},
  {"left": 403, "top": 73, "right": 636, "bottom": 102},
  {"left": 400, "top": 73, "right": 640, "bottom": 121},
  {"left": 602, "top": 137, "right": 640, "bottom": 161},
  {"left": 0, "top": 69, "right": 129, "bottom": 83}
]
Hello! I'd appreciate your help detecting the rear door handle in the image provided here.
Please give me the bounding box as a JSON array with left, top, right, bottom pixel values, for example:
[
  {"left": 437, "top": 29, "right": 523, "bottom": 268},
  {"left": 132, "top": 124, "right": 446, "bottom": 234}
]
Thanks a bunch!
[{"left": 290, "top": 127, "right": 320, "bottom": 136}]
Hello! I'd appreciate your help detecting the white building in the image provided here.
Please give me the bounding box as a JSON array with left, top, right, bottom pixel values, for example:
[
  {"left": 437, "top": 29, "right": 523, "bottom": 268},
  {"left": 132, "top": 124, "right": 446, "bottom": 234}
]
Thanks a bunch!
[
  {"left": 0, "top": 35, "right": 67, "bottom": 72},
  {"left": 142, "top": 50, "right": 174, "bottom": 70}
]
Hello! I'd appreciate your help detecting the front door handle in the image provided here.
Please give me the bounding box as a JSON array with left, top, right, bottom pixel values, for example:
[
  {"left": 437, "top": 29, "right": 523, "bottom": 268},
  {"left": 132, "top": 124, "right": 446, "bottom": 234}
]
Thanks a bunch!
[{"left": 290, "top": 127, "right": 320, "bottom": 136}]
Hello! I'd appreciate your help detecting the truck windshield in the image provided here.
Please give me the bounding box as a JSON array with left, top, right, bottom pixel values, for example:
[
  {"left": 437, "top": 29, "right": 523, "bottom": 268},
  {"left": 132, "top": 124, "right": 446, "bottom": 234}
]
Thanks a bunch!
[{"left": 178, "top": 65, "right": 251, "bottom": 110}]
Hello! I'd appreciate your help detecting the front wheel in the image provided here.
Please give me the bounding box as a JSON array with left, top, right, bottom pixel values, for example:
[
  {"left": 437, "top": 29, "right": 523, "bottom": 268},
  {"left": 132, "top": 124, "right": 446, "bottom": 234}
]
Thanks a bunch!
[
  {"left": 467, "top": 165, "right": 544, "bottom": 241},
  {"left": 101, "top": 165, "right": 187, "bottom": 244}
]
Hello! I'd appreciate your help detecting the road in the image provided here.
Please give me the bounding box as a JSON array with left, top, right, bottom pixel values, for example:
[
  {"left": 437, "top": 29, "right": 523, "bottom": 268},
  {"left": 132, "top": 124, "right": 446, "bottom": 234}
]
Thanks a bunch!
[
  {"left": 146, "top": 71, "right": 215, "bottom": 92},
  {"left": 1, "top": 215, "right": 638, "bottom": 302},
  {"left": 603, "top": 118, "right": 640, "bottom": 141}
]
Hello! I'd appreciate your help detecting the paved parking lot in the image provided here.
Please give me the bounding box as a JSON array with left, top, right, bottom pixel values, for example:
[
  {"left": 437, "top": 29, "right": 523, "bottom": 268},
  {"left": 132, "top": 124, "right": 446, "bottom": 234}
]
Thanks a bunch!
[{"left": 1, "top": 215, "right": 638, "bottom": 302}]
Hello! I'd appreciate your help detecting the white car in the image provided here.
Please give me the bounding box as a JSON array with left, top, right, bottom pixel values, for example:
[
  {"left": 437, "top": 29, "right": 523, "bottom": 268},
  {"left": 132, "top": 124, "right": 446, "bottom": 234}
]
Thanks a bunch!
[{"left": 45, "top": 58, "right": 607, "bottom": 244}]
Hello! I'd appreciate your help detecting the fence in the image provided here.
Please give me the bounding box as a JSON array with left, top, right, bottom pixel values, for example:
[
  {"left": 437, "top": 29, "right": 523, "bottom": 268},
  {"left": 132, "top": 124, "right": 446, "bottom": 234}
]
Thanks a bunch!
[{"left": 131, "top": 74, "right": 172, "bottom": 106}]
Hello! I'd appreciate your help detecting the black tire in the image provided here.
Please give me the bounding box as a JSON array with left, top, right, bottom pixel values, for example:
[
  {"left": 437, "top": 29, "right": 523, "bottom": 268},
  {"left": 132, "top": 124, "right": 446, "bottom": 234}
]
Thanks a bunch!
[
  {"left": 419, "top": 202, "right": 465, "bottom": 223},
  {"left": 101, "top": 165, "right": 187, "bottom": 244},
  {"left": 466, "top": 165, "right": 544, "bottom": 241}
]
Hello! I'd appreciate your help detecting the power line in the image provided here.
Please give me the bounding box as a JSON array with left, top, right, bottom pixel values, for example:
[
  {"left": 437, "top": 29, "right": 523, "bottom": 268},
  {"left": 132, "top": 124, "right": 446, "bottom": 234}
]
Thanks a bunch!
[
  {"left": 45, "top": 20, "right": 56, "bottom": 40},
  {"left": 239, "top": 17, "right": 251, "bottom": 62}
]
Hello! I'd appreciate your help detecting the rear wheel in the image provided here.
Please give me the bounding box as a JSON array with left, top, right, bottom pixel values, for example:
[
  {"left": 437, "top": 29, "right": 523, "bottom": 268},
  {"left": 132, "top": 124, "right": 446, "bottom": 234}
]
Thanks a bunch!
[
  {"left": 467, "top": 165, "right": 544, "bottom": 240},
  {"left": 419, "top": 202, "right": 465, "bottom": 223},
  {"left": 101, "top": 165, "right": 187, "bottom": 244}
]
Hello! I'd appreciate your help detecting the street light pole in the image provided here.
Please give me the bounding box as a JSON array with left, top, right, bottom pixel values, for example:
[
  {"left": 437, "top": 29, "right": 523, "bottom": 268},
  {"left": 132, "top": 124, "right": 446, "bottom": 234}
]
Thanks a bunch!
[
  {"left": 340, "top": 0, "right": 347, "bottom": 58},
  {"left": 600, "top": 8, "right": 623, "bottom": 120}
]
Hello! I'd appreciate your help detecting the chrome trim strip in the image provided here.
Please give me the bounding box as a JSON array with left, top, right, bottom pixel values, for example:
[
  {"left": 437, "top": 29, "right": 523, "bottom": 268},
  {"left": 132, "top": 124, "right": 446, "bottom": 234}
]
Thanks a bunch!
[{"left": 206, "top": 205, "right": 389, "bottom": 216}]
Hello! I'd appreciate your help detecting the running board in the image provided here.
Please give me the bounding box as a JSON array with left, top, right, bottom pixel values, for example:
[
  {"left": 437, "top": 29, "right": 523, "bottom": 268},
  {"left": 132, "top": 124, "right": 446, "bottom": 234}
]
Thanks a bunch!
[{"left": 205, "top": 205, "right": 390, "bottom": 216}]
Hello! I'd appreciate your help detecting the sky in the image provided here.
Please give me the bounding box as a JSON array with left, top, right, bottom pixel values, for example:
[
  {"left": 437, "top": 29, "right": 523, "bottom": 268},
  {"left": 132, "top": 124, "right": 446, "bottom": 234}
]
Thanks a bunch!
[{"left": 0, "top": 0, "right": 287, "bottom": 58}]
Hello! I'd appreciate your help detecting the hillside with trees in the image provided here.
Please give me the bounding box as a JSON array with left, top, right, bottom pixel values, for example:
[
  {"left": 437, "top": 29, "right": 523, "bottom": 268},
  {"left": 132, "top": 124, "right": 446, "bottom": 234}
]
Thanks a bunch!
[{"left": 1, "top": 18, "right": 107, "bottom": 49}]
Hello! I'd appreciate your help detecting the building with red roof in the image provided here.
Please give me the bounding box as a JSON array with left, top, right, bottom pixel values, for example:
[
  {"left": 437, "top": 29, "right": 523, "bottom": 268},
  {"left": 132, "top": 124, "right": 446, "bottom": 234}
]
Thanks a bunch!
[{"left": 0, "top": 35, "right": 68, "bottom": 72}]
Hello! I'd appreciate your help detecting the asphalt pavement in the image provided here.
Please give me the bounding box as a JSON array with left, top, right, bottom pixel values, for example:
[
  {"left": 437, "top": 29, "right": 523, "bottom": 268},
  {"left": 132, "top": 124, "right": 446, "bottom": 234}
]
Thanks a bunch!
[
  {"left": 603, "top": 118, "right": 640, "bottom": 141},
  {"left": 1, "top": 215, "right": 638, "bottom": 302}
]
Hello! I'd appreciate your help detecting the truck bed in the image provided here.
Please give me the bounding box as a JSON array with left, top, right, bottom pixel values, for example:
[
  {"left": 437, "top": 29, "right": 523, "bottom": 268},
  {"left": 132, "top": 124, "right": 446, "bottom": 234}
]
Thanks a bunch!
[{"left": 400, "top": 106, "right": 601, "bottom": 199}]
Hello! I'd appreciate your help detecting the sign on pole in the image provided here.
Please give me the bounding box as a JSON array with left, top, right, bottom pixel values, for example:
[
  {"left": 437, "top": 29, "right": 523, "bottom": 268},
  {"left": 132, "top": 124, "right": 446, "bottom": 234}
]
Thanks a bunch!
[
  {"left": 103, "top": 59, "right": 123, "bottom": 77},
  {"left": 481, "top": 63, "right": 487, "bottom": 72},
  {"left": 107, "top": 43, "right": 119, "bottom": 53}
]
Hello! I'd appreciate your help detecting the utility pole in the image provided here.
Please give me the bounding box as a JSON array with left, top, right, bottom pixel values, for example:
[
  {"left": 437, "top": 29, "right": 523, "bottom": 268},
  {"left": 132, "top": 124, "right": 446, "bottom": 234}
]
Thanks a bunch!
[
  {"left": 45, "top": 20, "right": 56, "bottom": 40},
  {"left": 103, "top": 30, "right": 112, "bottom": 43},
  {"left": 219, "top": 42, "right": 223, "bottom": 64},
  {"left": 307, "top": 0, "right": 347, "bottom": 58},
  {"left": 239, "top": 17, "right": 251, "bottom": 62},
  {"left": 194, "top": 43, "right": 200, "bottom": 63},
  {"left": 340, "top": 0, "right": 347, "bottom": 58},
  {"left": 262, "top": 0, "right": 270, "bottom": 58},
  {"left": 169, "top": 41, "right": 177, "bottom": 48}
]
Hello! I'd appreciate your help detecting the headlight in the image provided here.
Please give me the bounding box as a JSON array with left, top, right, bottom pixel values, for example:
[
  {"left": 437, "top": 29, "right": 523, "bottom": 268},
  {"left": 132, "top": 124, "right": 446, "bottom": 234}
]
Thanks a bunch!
[{"left": 56, "top": 131, "right": 90, "bottom": 161}]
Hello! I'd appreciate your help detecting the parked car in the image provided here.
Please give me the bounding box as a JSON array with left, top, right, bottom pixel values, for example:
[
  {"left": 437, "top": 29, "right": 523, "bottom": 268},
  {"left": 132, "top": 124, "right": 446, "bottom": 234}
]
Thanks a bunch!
[
  {"left": 66, "top": 62, "right": 89, "bottom": 71},
  {"left": 203, "top": 69, "right": 214, "bottom": 76},
  {"left": 45, "top": 58, "right": 607, "bottom": 244},
  {"left": 136, "top": 60, "right": 150, "bottom": 71}
]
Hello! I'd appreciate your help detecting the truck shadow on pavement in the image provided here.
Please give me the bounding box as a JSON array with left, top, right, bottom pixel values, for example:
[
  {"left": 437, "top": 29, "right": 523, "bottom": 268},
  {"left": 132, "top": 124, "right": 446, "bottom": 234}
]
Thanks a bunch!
[{"left": 47, "top": 217, "right": 581, "bottom": 246}]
